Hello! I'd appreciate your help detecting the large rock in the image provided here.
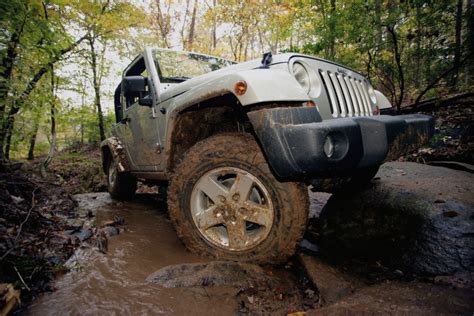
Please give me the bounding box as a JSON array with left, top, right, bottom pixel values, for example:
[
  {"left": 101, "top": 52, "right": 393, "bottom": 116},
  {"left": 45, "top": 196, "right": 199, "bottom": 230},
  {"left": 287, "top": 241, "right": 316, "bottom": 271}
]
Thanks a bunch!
[
  {"left": 146, "top": 261, "right": 279, "bottom": 288},
  {"left": 318, "top": 162, "right": 473, "bottom": 276}
]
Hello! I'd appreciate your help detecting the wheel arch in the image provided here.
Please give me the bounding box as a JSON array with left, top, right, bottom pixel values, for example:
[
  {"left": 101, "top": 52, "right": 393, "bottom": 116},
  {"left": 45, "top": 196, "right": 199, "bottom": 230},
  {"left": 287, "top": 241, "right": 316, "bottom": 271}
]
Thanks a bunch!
[
  {"left": 164, "top": 93, "right": 308, "bottom": 174},
  {"left": 165, "top": 93, "right": 252, "bottom": 172}
]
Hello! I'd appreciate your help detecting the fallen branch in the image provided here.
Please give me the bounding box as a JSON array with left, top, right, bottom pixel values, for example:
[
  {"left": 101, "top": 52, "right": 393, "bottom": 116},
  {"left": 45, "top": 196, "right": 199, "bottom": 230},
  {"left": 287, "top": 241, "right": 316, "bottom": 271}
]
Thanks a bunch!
[
  {"left": 400, "top": 92, "right": 474, "bottom": 114},
  {"left": 13, "top": 266, "right": 31, "bottom": 291}
]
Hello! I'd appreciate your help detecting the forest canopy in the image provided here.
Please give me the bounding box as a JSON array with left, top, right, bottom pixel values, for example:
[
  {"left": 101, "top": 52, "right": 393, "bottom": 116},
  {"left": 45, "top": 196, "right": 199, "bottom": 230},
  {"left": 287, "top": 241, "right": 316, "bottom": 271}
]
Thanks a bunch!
[{"left": 0, "top": 0, "right": 472, "bottom": 162}]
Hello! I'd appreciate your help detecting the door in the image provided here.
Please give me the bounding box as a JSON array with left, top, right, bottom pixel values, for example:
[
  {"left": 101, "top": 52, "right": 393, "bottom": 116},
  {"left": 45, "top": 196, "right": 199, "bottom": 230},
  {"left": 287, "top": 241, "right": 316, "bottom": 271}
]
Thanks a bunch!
[{"left": 116, "top": 56, "right": 163, "bottom": 171}]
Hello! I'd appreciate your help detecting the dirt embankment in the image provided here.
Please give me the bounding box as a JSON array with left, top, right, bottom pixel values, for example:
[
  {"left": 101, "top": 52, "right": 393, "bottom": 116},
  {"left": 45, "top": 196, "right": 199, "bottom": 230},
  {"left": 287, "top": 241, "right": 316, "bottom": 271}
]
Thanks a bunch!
[
  {"left": 0, "top": 147, "right": 106, "bottom": 311},
  {"left": 0, "top": 165, "right": 77, "bottom": 306},
  {"left": 24, "top": 147, "right": 106, "bottom": 195}
]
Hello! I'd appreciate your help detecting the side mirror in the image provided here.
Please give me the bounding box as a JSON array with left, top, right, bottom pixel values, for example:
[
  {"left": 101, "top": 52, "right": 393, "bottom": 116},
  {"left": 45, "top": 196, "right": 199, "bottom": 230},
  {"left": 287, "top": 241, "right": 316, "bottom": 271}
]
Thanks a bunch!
[
  {"left": 123, "top": 76, "right": 147, "bottom": 93},
  {"left": 122, "top": 76, "right": 153, "bottom": 107}
]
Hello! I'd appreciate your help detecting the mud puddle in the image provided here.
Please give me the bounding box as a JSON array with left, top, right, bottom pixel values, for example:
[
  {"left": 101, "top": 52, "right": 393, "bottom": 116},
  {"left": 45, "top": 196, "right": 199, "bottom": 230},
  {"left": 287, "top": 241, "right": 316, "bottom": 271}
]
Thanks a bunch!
[{"left": 25, "top": 193, "right": 313, "bottom": 315}]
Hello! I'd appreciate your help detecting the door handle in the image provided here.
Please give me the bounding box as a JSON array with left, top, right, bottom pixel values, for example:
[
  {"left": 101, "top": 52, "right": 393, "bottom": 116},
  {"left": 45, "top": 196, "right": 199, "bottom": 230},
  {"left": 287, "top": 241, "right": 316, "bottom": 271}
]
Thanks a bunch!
[{"left": 120, "top": 117, "right": 131, "bottom": 124}]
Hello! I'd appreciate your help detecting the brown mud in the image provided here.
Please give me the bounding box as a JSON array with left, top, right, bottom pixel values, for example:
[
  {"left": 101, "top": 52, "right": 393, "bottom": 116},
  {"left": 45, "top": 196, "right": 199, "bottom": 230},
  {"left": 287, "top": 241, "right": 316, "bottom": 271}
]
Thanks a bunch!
[
  {"left": 22, "top": 188, "right": 474, "bottom": 315},
  {"left": 25, "top": 193, "right": 315, "bottom": 315}
]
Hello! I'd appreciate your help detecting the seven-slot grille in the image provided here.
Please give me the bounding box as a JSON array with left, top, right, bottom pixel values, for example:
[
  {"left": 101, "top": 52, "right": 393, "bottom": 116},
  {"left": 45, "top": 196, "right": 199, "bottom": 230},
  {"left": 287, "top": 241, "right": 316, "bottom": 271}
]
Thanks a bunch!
[{"left": 319, "top": 70, "right": 373, "bottom": 118}]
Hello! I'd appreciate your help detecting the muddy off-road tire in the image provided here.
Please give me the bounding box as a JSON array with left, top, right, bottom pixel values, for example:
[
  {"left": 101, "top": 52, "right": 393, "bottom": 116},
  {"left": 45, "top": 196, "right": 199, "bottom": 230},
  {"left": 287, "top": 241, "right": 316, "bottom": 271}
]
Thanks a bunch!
[
  {"left": 106, "top": 156, "right": 137, "bottom": 200},
  {"left": 168, "top": 133, "right": 309, "bottom": 263}
]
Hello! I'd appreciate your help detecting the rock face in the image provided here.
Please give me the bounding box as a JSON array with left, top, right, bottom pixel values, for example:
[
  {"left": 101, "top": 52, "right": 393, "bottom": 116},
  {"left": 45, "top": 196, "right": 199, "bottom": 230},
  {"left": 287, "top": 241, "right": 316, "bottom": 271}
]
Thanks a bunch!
[
  {"left": 318, "top": 162, "right": 473, "bottom": 276},
  {"left": 146, "top": 261, "right": 279, "bottom": 288}
]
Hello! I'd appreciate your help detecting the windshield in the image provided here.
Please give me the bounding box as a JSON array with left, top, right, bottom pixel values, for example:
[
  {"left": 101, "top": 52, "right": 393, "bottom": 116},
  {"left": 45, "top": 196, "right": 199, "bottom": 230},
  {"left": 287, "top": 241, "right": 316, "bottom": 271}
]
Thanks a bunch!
[{"left": 152, "top": 49, "right": 236, "bottom": 83}]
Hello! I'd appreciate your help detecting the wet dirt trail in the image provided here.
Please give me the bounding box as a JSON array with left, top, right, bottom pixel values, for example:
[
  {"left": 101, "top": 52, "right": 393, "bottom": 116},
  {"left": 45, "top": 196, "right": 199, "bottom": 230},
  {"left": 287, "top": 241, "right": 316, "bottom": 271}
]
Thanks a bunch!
[{"left": 26, "top": 193, "right": 238, "bottom": 315}]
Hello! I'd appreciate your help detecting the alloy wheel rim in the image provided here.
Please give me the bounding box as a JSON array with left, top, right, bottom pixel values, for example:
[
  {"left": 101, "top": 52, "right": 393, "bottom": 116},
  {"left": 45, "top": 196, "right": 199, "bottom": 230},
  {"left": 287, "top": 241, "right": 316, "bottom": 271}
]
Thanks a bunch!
[{"left": 190, "top": 166, "right": 274, "bottom": 251}]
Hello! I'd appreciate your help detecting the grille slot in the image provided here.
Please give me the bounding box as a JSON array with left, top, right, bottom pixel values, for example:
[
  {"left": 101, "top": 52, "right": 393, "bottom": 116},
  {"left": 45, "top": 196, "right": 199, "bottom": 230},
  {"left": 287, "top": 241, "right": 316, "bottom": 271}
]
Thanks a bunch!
[{"left": 319, "top": 70, "right": 372, "bottom": 118}]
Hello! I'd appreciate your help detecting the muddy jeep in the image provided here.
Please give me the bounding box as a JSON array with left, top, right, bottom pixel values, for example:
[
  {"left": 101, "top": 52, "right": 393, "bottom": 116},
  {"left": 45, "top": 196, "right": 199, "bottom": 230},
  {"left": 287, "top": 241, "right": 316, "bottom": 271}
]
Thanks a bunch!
[{"left": 101, "top": 48, "right": 433, "bottom": 263}]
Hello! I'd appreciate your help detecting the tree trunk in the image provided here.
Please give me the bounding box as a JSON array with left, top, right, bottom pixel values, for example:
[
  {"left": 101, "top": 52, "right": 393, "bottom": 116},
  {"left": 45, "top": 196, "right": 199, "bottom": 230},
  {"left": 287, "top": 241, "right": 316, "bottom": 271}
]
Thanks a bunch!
[
  {"left": 0, "top": 17, "right": 26, "bottom": 128},
  {"left": 27, "top": 122, "right": 39, "bottom": 160},
  {"left": 465, "top": 0, "right": 473, "bottom": 87},
  {"left": 452, "top": 0, "right": 463, "bottom": 87},
  {"left": 415, "top": 4, "right": 422, "bottom": 89},
  {"left": 387, "top": 25, "right": 404, "bottom": 112},
  {"left": 187, "top": 0, "right": 198, "bottom": 51},
  {"left": 89, "top": 37, "right": 106, "bottom": 142},
  {"left": 328, "top": 0, "right": 336, "bottom": 60},
  {"left": 181, "top": 0, "right": 190, "bottom": 48},
  {"left": 211, "top": 0, "right": 217, "bottom": 50},
  {"left": 4, "top": 125, "right": 12, "bottom": 160},
  {"left": 41, "top": 65, "right": 56, "bottom": 177}
]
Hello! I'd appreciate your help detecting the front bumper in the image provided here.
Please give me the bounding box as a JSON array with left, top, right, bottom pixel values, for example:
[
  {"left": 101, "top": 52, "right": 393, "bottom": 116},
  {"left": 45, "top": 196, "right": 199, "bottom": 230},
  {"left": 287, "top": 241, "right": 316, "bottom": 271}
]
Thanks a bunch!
[{"left": 247, "top": 107, "right": 434, "bottom": 179}]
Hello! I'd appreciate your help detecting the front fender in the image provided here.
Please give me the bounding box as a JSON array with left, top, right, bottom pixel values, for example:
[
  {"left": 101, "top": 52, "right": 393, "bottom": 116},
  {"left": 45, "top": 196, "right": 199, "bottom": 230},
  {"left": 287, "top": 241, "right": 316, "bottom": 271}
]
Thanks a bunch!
[
  {"left": 169, "top": 68, "right": 310, "bottom": 112},
  {"left": 100, "top": 137, "right": 132, "bottom": 173}
]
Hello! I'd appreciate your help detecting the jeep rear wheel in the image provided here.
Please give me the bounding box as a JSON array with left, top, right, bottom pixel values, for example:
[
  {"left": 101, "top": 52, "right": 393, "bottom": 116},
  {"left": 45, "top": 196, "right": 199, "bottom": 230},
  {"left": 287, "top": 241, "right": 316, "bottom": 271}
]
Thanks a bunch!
[
  {"left": 106, "top": 155, "right": 137, "bottom": 200},
  {"left": 168, "top": 133, "right": 309, "bottom": 263}
]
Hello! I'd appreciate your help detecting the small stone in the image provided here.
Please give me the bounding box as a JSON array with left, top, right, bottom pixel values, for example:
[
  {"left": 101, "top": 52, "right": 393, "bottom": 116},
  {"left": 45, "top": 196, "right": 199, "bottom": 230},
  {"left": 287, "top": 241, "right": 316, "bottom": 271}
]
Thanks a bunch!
[
  {"left": 113, "top": 215, "right": 125, "bottom": 225},
  {"left": 102, "top": 226, "right": 119, "bottom": 237},
  {"left": 74, "top": 228, "right": 92, "bottom": 241}
]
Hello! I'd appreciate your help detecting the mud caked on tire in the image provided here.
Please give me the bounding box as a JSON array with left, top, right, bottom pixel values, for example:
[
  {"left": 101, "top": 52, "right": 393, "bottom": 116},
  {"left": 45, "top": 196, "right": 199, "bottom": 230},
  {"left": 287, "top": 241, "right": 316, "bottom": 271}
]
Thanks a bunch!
[
  {"left": 168, "top": 133, "right": 309, "bottom": 263},
  {"left": 106, "top": 156, "right": 137, "bottom": 200}
]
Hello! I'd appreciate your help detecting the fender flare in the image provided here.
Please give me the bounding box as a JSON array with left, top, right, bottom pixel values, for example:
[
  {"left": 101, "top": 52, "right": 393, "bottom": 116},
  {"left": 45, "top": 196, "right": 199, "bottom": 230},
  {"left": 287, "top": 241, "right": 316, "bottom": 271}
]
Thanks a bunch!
[
  {"left": 100, "top": 137, "right": 132, "bottom": 173},
  {"left": 168, "top": 68, "right": 309, "bottom": 114}
]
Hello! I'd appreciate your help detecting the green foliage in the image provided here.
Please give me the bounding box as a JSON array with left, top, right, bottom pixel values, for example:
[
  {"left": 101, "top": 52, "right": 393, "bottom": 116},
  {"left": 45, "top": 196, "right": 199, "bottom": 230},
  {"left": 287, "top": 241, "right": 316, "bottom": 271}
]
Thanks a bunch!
[{"left": 2, "top": 0, "right": 472, "bottom": 160}]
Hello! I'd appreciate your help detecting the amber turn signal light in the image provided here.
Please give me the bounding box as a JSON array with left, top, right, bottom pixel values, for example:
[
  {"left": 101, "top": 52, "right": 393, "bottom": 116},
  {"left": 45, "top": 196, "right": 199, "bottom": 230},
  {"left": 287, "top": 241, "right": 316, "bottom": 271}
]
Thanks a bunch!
[{"left": 234, "top": 80, "right": 247, "bottom": 96}]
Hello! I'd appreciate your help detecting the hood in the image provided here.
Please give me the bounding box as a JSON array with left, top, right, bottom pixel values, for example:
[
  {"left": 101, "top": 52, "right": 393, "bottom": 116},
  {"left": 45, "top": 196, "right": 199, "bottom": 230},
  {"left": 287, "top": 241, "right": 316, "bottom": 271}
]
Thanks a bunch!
[{"left": 157, "top": 53, "right": 365, "bottom": 102}]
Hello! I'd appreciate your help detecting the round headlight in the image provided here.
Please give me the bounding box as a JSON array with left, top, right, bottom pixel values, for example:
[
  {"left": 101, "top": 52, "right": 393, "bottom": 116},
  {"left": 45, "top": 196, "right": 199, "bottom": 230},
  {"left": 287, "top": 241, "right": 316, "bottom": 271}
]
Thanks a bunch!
[
  {"left": 292, "top": 62, "right": 311, "bottom": 93},
  {"left": 368, "top": 85, "right": 377, "bottom": 103}
]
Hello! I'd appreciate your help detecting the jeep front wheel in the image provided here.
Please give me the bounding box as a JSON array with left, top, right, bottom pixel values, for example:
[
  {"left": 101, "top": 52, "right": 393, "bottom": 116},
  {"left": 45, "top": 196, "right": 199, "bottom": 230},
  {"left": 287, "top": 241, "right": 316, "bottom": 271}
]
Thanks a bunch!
[
  {"left": 168, "top": 133, "right": 309, "bottom": 263},
  {"left": 106, "top": 155, "right": 137, "bottom": 200}
]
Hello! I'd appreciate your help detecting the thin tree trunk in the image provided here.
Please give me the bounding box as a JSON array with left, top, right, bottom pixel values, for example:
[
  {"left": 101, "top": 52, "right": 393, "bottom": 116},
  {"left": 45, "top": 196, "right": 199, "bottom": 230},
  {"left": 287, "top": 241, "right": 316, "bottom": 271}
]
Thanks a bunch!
[
  {"left": 452, "top": 0, "right": 463, "bottom": 87},
  {"left": 387, "top": 25, "right": 404, "bottom": 111},
  {"left": 328, "top": 0, "right": 336, "bottom": 60},
  {"left": 415, "top": 4, "right": 422, "bottom": 89},
  {"left": 181, "top": 0, "right": 190, "bottom": 48},
  {"left": 464, "top": 0, "right": 473, "bottom": 87},
  {"left": 4, "top": 125, "right": 12, "bottom": 160},
  {"left": 41, "top": 65, "right": 56, "bottom": 177},
  {"left": 27, "top": 122, "right": 39, "bottom": 160},
  {"left": 211, "top": 0, "right": 217, "bottom": 50},
  {"left": 187, "top": 0, "right": 198, "bottom": 51},
  {"left": 89, "top": 37, "right": 106, "bottom": 142}
]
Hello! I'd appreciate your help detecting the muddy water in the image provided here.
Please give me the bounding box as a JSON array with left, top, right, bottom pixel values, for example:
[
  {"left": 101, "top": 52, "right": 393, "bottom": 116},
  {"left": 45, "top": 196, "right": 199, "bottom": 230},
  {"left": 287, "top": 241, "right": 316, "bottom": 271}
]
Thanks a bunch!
[{"left": 26, "top": 193, "right": 241, "bottom": 315}]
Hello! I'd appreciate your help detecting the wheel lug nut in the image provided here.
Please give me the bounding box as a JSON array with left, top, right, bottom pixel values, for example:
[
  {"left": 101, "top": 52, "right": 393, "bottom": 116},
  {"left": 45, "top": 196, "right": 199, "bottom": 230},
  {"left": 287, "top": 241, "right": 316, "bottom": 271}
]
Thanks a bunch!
[
  {"left": 218, "top": 195, "right": 226, "bottom": 203},
  {"left": 232, "top": 193, "right": 240, "bottom": 201}
]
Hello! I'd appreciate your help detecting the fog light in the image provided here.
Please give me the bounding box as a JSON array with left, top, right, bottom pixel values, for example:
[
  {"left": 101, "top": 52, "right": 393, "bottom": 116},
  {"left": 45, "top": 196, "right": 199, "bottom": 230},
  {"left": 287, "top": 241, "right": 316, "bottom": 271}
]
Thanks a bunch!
[{"left": 323, "top": 136, "right": 334, "bottom": 158}]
